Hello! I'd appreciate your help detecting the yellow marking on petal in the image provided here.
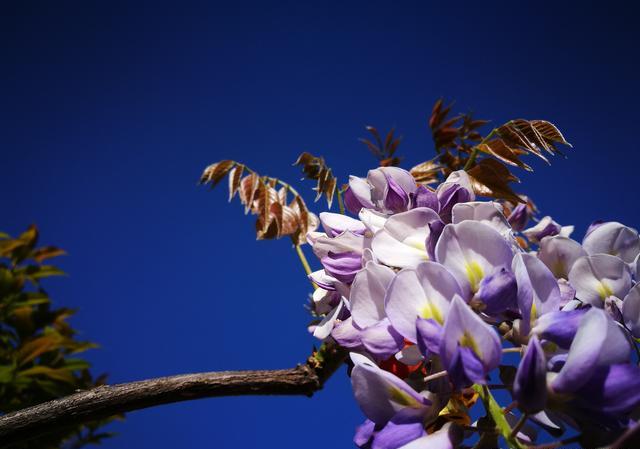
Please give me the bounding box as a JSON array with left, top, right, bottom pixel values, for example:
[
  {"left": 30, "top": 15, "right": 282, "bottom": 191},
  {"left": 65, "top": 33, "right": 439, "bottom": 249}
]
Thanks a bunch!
[
  {"left": 460, "top": 331, "right": 482, "bottom": 358},
  {"left": 465, "top": 261, "right": 484, "bottom": 293},
  {"left": 388, "top": 387, "right": 419, "bottom": 407},
  {"left": 420, "top": 301, "right": 444, "bottom": 324},
  {"left": 530, "top": 301, "right": 538, "bottom": 321},
  {"left": 551, "top": 260, "right": 566, "bottom": 278},
  {"left": 597, "top": 281, "right": 613, "bottom": 300},
  {"left": 405, "top": 235, "right": 427, "bottom": 252}
]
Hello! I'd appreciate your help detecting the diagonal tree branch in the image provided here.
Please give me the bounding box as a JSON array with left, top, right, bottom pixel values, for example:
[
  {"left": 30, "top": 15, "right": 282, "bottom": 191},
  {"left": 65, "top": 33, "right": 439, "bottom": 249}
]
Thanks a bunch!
[{"left": 0, "top": 342, "right": 347, "bottom": 448}]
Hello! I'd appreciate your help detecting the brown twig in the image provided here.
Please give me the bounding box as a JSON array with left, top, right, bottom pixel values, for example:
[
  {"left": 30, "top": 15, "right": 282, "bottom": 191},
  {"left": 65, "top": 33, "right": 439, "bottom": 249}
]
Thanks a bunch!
[{"left": 0, "top": 341, "right": 347, "bottom": 448}]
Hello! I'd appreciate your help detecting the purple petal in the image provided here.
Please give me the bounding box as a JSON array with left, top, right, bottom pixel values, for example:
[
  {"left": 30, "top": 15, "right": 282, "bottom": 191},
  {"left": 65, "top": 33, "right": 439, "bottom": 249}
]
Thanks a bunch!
[
  {"left": 476, "top": 266, "right": 518, "bottom": 315},
  {"left": 437, "top": 184, "right": 471, "bottom": 224},
  {"left": 507, "top": 203, "right": 530, "bottom": 232},
  {"left": 415, "top": 318, "right": 443, "bottom": 357},
  {"left": 371, "top": 409, "right": 426, "bottom": 449},
  {"left": 440, "top": 296, "right": 502, "bottom": 387},
  {"left": 426, "top": 219, "right": 445, "bottom": 261},
  {"left": 384, "top": 173, "right": 411, "bottom": 213},
  {"left": 573, "top": 363, "right": 640, "bottom": 415},
  {"left": 354, "top": 419, "right": 376, "bottom": 448},
  {"left": 321, "top": 251, "right": 363, "bottom": 283},
  {"left": 332, "top": 317, "right": 363, "bottom": 348},
  {"left": 523, "top": 216, "right": 562, "bottom": 243},
  {"left": 361, "top": 318, "right": 405, "bottom": 360},
  {"left": 513, "top": 253, "right": 561, "bottom": 336},
  {"left": 532, "top": 307, "right": 589, "bottom": 349},
  {"left": 514, "top": 336, "right": 547, "bottom": 413},
  {"left": 350, "top": 353, "right": 431, "bottom": 425},
  {"left": 412, "top": 185, "right": 439, "bottom": 211},
  {"left": 551, "top": 308, "right": 631, "bottom": 394}
]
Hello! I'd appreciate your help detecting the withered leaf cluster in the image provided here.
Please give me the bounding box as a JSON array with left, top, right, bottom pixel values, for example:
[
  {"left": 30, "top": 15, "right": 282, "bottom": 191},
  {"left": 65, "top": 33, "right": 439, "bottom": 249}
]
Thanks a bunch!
[
  {"left": 200, "top": 161, "right": 318, "bottom": 244},
  {"left": 428, "top": 99, "right": 489, "bottom": 170},
  {"left": 418, "top": 99, "right": 572, "bottom": 203},
  {"left": 359, "top": 126, "right": 403, "bottom": 167},
  {"left": 293, "top": 152, "right": 337, "bottom": 208}
]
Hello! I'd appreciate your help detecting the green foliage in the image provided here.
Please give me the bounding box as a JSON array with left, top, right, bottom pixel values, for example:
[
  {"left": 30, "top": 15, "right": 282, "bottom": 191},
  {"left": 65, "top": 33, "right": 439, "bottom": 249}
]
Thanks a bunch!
[{"left": 0, "top": 225, "right": 118, "bottom": 448}]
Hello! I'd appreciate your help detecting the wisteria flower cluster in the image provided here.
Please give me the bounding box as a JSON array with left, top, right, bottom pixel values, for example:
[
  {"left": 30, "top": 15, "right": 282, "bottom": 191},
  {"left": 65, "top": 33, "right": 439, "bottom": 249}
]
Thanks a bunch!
[{"left": 307, "top": 167, "right": 640, "bottom": 449}]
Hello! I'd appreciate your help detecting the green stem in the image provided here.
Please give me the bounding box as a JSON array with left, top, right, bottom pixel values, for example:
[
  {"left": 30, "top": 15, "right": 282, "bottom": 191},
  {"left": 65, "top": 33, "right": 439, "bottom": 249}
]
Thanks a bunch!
[
  {"left": 293, "top": 239, "right": 316, "bottom": 289},
  {"left": 336, "top": 187, "right": 346, "bottom": 215},
  {"left": 463, "top": 128, "right": 498, "bottom": 170},
  {"left": 472, "top": 384, "right": 524, "bottom": 449}
]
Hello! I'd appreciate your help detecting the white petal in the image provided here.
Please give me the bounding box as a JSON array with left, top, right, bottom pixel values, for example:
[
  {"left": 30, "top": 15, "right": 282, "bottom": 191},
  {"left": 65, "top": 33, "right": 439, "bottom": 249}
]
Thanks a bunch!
[
  {"left": 452, "top": 201, "right": 510, "bottom": 234},
  {"left": 537, "top": 235, "right": 587, "bottom": 279},
  {"left": 623, "top": 283, "right": 640, "bottom": 337},
  {"left": 582, "top": 221, "right": 640, "bottom": 263},
  {"left": 350, "top": 262, "right": 396, "bottom": 328},
  {"left": 435, "top": 221, "right": 514, "bottom": 298},
  {"left": 568, "top": 254, "right": 633, "bottom": 306},
  {"left": 359, "top": 208, "right": 388, "bottom": 233}
]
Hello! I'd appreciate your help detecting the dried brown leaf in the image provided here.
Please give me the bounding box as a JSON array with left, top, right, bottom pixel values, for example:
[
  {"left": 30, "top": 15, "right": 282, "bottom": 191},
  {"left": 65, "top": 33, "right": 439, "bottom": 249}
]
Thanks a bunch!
[
  {"left": 478, "top": 140, "right": 532, "bottom": 171},
  {"left": 410, "top": 160, "right": 442, "bottom": 184},
  {"left": 227, "top": 164, "right": 245, "bottom": 201},
  {"left": 293, "top": 152, "right": 336, "bottom": 208},
  {"left": 530, "top": 120, "right": 572, "bottom": 147},
  {"left": 200, "top": 160, "right": 235, "bottom": 187},
  {"left": 239, "top": 173, "right": 261, "bottom": 214},
  {"left": 467, "top": 159, "right": 523, "bottom": 204}
]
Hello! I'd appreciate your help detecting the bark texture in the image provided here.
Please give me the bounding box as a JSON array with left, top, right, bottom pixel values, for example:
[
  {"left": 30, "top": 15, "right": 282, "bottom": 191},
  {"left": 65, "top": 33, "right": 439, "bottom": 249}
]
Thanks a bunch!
[{"left": 0, "top": 365, "right": 322, "bottom": 447}]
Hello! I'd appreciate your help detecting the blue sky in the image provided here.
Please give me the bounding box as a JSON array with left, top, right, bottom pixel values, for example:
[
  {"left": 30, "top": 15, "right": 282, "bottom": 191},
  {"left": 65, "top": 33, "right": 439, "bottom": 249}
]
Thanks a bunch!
[{"left": 1, "top": 1, "right": 639, "bottom": 447}]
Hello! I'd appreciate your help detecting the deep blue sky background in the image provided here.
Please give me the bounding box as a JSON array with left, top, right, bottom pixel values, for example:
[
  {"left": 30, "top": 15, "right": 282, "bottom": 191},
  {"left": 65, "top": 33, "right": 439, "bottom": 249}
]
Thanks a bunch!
[{"left": 1, "top": 1, "right": 639, "bottom": 447}]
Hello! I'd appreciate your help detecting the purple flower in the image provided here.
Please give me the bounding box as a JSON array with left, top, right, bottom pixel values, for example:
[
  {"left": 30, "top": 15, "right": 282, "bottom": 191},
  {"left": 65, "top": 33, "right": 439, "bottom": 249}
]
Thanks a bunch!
[
  {"left": 350, "top": 353, "right": 431, "bottom": 425},
  {"left": 476, "top": 266, "right": 518, "bottom": 315},
  {"left": 537, "top": 235, "right": 587, "bottom": 279},
  {"left": 346, "top": 167, "right": 418, "bottom": 215},
  {"left": 507, "top": 203, "right": 530, "bottom": 232},
  {"left": 513, "top": 336, "right": 547, "bottom": 413},
  {"left": 384, "top": 261, "right": 461, "bottom": 343},
  {"left": 371, "top": 208, "right": 441, "bottom": 268},
  {"left": 435, "top": 170, "right": 475, "bottom": 224},
  {"left": 622, "top": 283, "right": 640, "bottom": 338},
  {"left": 523, "top": 216, "right": 573, "bottom": 243},
  {"left": 582, "top": 221, "right": 640, "bottom": 264},
  {"left": 439, "top": 296, "right": 502, "bottom": 387},
  {"left": 435, "top": 220, "right": 514, "bottom": 299},
  {"left": 550, "top": 308, "right": 630, "bottom": 395},
  {"left": 531, "top": 307, "right": 590, "bottom": 349},
  {"left": 513, "top": 253, "right": 561, "bottom": 336},
  {"left": 319, "top": 212, "right": 366, "bottom": 237},
  {"left": 451, "top": 201, "right": 511, "bottom": 236},
  {"left": 412, "top": 186, "right": 439, "bottom": 211},
  {"left": 568, "top": 254, "right": 632, "bottom": 307}
]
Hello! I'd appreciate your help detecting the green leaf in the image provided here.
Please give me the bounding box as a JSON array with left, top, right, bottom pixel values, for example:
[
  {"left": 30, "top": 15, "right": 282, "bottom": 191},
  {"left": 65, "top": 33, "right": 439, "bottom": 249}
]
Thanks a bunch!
[
  {"left": 21, "top": 264, "right": 66, "bottom": 280},
  {"left": 0, "top": 363, "right": 16, "bottom": 383}
]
